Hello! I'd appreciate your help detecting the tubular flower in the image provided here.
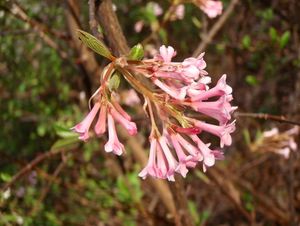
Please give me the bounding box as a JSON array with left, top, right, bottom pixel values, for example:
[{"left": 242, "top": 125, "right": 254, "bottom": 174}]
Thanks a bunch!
[{"left": 72, "top": 39, "right": 236, "bottom": 180}]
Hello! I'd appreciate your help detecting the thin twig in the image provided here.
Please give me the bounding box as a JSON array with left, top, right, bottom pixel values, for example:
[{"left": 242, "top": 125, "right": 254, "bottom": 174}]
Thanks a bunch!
[
  {"left": 3, "top": 1, "right": 69, "bottom": 60},
  {"left": 29, "top": 153, "right": 68, "bottom": 216},
  {"left": 235, "top": 112, "right": 300, "bottom": 126},
  {"left": 1, "top": 148, "right": 77, "bottom": 192},
  {"left": 88, "top": 0, "right": 103, "bottom": 40},
  {"left": 193, "top": 0, "right": 239, "bottom": 57}
]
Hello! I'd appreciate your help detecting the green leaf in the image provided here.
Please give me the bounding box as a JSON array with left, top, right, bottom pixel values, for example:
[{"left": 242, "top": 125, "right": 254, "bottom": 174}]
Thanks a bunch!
[
  {"left": 51, "top": 137, "right": 79, "bottom": 151},
  {"left": 245, "top": 75, "right": 258, "bottom": 86},
  {"left": 108, "top": 72, "right": 121, "bottom": 91},
  {"left": 279, "top": 31, "right": 290, "bottom": 49},
  {"left": 0, "top": 173, "right": 12, "bottom": 182},
  {"left": 188, "top": 201, "right": 200, "bottom": 225},
  {"left": 242, "top": 35, "right": 251, "bottom": 49},
  {"left": 77, "top": 29, "right": 114, "bottom": 60},
  {"left": 54, "top": 125, "right": 78, "bottom": 138},
  {"left": 243, "top": 129, "right": 251, "bottom": 145},
  {"left": 158, "top": 28, "right": 168, "bottom": 44},
  {"left": 261, "top": 8, "right": 273, "bottom": 21},
  {"left": 268, "top": 27, "right": 278, "bottom": 42},
  {"left": 192, "top": 17, "right": 202, "bottom": 29},
  {"left": 128, "top": 44, "right": 144, "bottom": 60}
]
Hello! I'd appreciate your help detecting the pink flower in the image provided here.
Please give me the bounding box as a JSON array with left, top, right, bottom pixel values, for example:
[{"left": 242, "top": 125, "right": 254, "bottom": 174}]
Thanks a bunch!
[
  {"left": 190, "top": 74, "right": 232, "bottom": 101},
  {"left": 153, "top": 78, "right": 187, "bottom": 100},
  {"left": 110, "top": 107, "right": 137, "bottom": 135},
  {"left": 182, "top": 53, "right": 207, "bottom": 73},
  {"left": 94, "top": 104, "right": 107, "bottom": 135},
  {"left": 151, "top": 2, "right": 163, "bottom": 16},
  {"left": 190, "top": 135, "right": 216, "bottom": 172},
  {"left": 104, "top": 113, "right": 124, "bottom": 155},
  {"left": 72, "top": 103, "right": 101, "bottom": 141},
  {"left": 157, "top": 45, "right": 176, "bottom": 63},
  {"left": 134, "top": 20, "right": 144, "bottom": 33},
  {"left": 194, "top": 120, "right": 236, "bottom": 147},
  {"left": 169, "top": 133, "right": 199, "bottom": 177},
  {"left": 170, "top": 4, "right": 185, "bottom": 21},
  {"left": 187, "top": 79, "right": 210, "bottom": 97},
  {"left": 158, "top": 136, "right": 178, "bottom": 181},
  {"left": 139, "top": 136, "right": 178, "bottom": 181},
  {"left": 111, "top": 100, "right": 132, "bottom": 121},
  {"left": 138, "top": 137, "right": 158, "bottom": 179},
  {"left": 123, "top": 89, "right": 140, "bottom": 106},
  {"left": 190, "top": 95, "right": 236, "bottom": 125},
  {"left": 199, "top": 0, "right": 223, "bottom": 18}
]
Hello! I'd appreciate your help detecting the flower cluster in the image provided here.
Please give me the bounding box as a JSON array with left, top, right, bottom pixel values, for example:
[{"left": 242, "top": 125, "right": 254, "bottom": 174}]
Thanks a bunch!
[
  {"left": 72, "top": 43, "right": 236, "bottom": 181},
  {"left": 196, "top": 0, "right": 223, "bottom": 18},
  {"left": 251, "top": 126, "right": 299, "bottom": 159},
  {"left": 134, "top": 1, "right": 222, "bottom": 33}
]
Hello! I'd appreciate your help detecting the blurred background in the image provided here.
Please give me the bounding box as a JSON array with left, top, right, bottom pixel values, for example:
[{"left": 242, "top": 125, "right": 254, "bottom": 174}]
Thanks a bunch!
[{"left": 0, "top": 0, "right": 299, "bottom": 225}]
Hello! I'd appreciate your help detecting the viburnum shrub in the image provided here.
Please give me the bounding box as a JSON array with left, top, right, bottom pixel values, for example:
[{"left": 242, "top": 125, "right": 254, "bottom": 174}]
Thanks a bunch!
[{"left": 72, "top": 30, "right": 237, "bottom": 181}]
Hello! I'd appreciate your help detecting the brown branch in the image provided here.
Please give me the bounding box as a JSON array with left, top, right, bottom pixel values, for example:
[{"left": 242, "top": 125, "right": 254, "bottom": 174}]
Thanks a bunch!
[
  {"left": 88, "top": 0, "right": 103, "bottom": 40},
  {"left": 169, "top": 176, "right": 195, "bottom": 226},
  {"left": 97, "top": 0, "right": 129, "bottom": 56},
  {"left": 234, "top": 175, "right": 290, "bottom": 224},
  {"left": 193, "top": 0, "right": 239, "bottom": 57},
  {"left": 65, "top": 0, "right": 102, "bottom": 93},
  {"left": 235, "top": 112, "right": 300, "bottom": 126},
  {"left": 207, "top": 169, "right": 253, "bottom": 223},
  {"left": 212, "top": 167, "right": 290, "bottom": 224},
  {"left": 29, "top": 154, "right": 68, "bottom": 216},
  {"left": 1, "top": 148, "right": 77, "bottom": 192}
]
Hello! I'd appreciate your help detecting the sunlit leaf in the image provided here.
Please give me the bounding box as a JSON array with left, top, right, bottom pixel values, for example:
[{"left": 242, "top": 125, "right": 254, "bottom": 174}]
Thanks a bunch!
[
  {"left": 128, "top": 43, "right": 144, "bottom": 60},
  {"left": 280, "top": 31, "right": 290, "bottom": 49},
  {"left": 108, "top": 72, "right": 121, "bottom": 91},
  {"left": 51, "top": 137, "right": 79, "bottom": 151},
  {"left": 242, "top": 35, "right": 251, "bottom": 49},
  {"left": 77, "top": 29, "right": 114, "bottom": 60},
  {"left": 245, "top": 75, "right": 258, "bottom": 86}
]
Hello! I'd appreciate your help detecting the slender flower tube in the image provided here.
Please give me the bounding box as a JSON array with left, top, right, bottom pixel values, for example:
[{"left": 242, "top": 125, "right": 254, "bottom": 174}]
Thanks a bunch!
[
  {"left": 194, "top": 120, "right": 236, "bottom": 147},
  {"left": 72, "top": 102, "right": 101, "bottom": 141},
  {"left": 110, "top": 107, "right": 137, "bottom": 135},
  {"left": 153, "top": 78, "right": 187, "bottom": 100},
  {"left": 139, "top": 137, "right": 158, "bottom": 179},
  {"left": 191, "top": 74, "right": 232, "bottom": 101},
  {"left": 190, "top": 95, "right": 235, "bottom": 125},
  {"left": 190, "top": 135, "right": 216, "bottom": 172},
  {"left": 158, "top": 136, "right": 178, "bottom": 181},
  {"left": 104, "top": 113, "right": 124, "bottom": 156},
  {"left": 94, "top": 104, "right": 107, "bottom": 136},
  {"left": 170, "top": 133, "right": 197, "bottom": 177}
]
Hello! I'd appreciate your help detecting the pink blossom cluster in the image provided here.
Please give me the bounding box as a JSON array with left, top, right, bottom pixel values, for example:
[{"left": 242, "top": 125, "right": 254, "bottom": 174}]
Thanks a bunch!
[
  {"left": 261, "top": 127, "right": 299, "bottom": 159},
  {"left": 135, "top": 46, "right": 236, "bottom": 180},
  {"left": 72, "top": 98, "right": 137, "bottom": 156},
  {"left": 72, "top": 45, "right": 236, "bottom": 181}
]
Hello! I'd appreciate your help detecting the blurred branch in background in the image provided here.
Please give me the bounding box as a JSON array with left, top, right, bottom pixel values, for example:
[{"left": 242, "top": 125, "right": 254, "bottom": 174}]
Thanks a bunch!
[
  {"left": 235, "top": 112, "right": 300, "bottom": 126},
  {"left": 193, "top": 0, "right": 239, "bottom": 56}
]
